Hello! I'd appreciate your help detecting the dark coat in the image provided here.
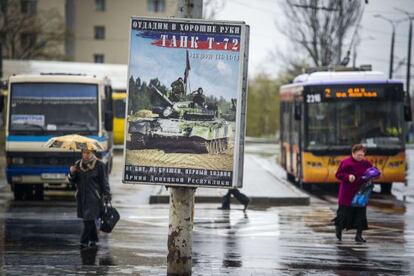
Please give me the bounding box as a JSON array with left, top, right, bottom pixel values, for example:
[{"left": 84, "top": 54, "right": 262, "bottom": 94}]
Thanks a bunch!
[
  {"left": 335, "top": 156, "right": 372, "bottom": 206},
  {"left": 69, "top": 159, "right": 110, "bottom": 220}
]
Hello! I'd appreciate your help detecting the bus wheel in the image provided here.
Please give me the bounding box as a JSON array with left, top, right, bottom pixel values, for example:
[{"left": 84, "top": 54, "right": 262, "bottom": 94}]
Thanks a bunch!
[
  {"left": 380, "top": 183, "right": 393, "bottom": 194},
  {"left": 13, "top": 184, "right": 24, "bottom": 201},
  {"left": 14, "top": 184, "right": 33, "bottom": 200},
  {"left": 34, "top": 185, "right": 44, "bottom": 201},
  {"left": 287, "top": 173, "right": 295, "bottom": 183},
  {"left": 23, "top": 184, "right": 34, "bottom": 200},
  {"left": 300, "top": 181, "right": 312, "bottom": 191}
]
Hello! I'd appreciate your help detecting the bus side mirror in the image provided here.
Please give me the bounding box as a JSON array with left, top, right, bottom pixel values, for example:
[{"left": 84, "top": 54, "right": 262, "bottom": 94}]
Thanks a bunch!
[
  {"left": 104, "top": 111, "right": 113, "bottom": 131},
  {"left": 404, "top": 91, "right": 412, "bottom": 122},
  {"left": 0, "top": 94, "right": 4, "bottom": 113},
  {"left": 404, "top": 104, "right": 412, "bottom": 122},
  {"left": 104, "top": 85, "right": 113, "bottom": 112},
  {"left": 294, "top": 102, "right": 301, "bottom": 121}
]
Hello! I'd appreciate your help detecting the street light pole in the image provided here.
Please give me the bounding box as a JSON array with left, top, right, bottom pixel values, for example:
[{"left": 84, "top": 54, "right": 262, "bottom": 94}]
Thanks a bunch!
[
  {"left": 395, "top": 8, "right": 413, "bottom": 97},
  {"left": 374, "top": 15, "right": 405, "bottom": 79},
  {"left": 408, "top": 19, "right": 412, "bottom": 95},
  {"left": 390, "top": 26, "right": 395, "bottom": 78},
  {"left": 352, "top": 32, "right": 375, "bottom": 68}
]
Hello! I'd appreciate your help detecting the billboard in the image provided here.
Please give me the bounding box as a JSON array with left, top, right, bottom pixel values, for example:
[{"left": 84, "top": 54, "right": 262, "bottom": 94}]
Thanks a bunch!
[{"left": 123, "top": 17, "right": 249, "bottom": 188}]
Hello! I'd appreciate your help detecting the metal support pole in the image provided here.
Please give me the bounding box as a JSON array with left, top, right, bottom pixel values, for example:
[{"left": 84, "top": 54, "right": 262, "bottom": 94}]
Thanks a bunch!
[
  {"left": 167, "top": 187, "right": 196, "bottom": 275},
  {"left": 374, "top": 15, "right": 406, "bottom": 79},
  {"left": 167, "top": 1, "right": 203, "bottom": 275},
  {"left": 390, "top": 27, "right": 395, "bottom": 79},
  {"left": 395, "top": 8, "right": 413, "bottom": 95},
  {"left": 406, "top": 20, "right": 412, "bottom": 95}
]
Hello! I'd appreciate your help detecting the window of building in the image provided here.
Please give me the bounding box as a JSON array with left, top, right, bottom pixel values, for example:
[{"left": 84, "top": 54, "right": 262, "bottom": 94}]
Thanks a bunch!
[
  {"left": 21, "top": 0, "right": 37, "bottom": 15},
  {"left": 20, "top": 32, "right": 36, "bottom": 49},
  {"left": 95, "top": 0, "right": 105, "bottom": 11},
  {"left": 147, "top": 0, "right": 165, "bottom": 12},
  {"left": 94, "top": 54, "right": 104, "bottom": 63},
  {"left": 94, "top": 26, "right": 105, "bottom": 40}
]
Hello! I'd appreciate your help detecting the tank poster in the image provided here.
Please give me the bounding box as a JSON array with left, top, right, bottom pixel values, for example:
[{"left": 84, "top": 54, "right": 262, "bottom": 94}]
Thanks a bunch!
[{"left": 123, "top": 17, "right": 249, "bottom": 188}]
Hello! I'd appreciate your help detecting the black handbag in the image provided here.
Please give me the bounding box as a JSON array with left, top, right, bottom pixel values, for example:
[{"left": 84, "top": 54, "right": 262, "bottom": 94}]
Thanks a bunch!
[{"left": 99, "top": 201, "right": 120, "bottom": 233}]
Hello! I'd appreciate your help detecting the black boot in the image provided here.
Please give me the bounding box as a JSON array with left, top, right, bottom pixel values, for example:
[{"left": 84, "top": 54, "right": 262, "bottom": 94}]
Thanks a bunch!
[
  {"left": 335, "top": 225, "right": 342, "bottom": 241},
  {"left": 218, "top": 192, "right": 231, "bottom": 210},
  {"left": 355, "top": 230, "right": 366, "bottom": 243},
  {"left": 243, "top": 198, "right": 250, "bottom": 212}
]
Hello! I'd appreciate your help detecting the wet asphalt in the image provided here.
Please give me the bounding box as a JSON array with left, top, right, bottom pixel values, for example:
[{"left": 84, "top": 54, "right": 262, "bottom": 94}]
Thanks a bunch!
[{"left": 0, "top": 145, "right": 413, "bottom": 275}]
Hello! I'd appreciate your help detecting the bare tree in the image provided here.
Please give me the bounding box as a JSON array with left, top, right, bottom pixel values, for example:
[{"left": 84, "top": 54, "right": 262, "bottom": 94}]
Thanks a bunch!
[
  {"left": 203, "top": 0, "right": 225, "bottom": 19},
  {"left": 0, "top": 1, "right": 67, "bottom": 60},
  {"left": 278, "top": 0, "right": 364, "bottom": 67}
]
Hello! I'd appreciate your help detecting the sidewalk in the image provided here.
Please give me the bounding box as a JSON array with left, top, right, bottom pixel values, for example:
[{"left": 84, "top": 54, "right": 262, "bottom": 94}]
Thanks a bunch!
[{"left": 149, "top": 153, "right": 309, "bottom": 206}]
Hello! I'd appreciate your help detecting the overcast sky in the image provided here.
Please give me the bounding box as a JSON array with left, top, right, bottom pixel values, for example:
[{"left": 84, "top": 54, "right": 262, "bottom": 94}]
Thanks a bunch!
[
  {"left": 214, "top": 0, "right": 414, "bottom": 86},
  {"left": 129, "top": 29, "right": 241, "bottom": 100}
]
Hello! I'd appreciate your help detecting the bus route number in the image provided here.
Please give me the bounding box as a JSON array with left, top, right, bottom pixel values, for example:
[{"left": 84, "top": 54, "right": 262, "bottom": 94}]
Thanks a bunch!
[{"left": 306, "top": 94, "right": 321, "bottom": 103}]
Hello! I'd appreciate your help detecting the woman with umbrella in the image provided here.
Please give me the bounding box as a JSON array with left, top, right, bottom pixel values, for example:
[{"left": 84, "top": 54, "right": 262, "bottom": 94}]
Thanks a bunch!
[{"left": 69, "top": 146, "right": 111, "bottom": 248}]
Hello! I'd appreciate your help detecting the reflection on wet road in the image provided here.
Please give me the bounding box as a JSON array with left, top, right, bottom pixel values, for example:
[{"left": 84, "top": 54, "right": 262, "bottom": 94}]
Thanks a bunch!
[
  {"left": 1, "top": 198, "right": 413, "bottom": 275},
  {"left": 0, "top": 147, "right": 413, "bottom": 275}
]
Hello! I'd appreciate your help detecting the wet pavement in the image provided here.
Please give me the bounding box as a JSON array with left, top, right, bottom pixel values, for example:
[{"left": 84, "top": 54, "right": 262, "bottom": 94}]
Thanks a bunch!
[
  {"left": 0, "top": 145, "right": 413, "bottom": 275},
  {"left": 150, "top": 147, "right": 309, "bottom": 206}
]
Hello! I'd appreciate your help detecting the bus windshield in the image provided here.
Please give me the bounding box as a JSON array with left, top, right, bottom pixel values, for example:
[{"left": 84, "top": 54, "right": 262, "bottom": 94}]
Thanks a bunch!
[
  {"left": 307, "top": 101, "right": 404, "bottom": 149},
  {"left": 9, "top": 83, "right": 99, "bottom": 134}
]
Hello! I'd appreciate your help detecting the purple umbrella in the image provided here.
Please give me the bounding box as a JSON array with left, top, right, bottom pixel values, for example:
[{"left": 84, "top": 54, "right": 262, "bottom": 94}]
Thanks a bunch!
[{"left": 361, "top": 167, "right": 381, "bottom": 181}]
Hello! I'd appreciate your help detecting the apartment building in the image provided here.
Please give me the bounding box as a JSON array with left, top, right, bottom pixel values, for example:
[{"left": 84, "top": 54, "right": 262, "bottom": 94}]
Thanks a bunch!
[
  {"left": 0, "top": 0, "right": 178, "bottom": 63},
  {"left": 67, "top": 0, "right": 178, "bottom": 64}
]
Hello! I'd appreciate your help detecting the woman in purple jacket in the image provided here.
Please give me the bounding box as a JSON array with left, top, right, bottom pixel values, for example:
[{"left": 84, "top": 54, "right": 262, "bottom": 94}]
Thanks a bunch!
[{"left": 334, "top": 144, "right": 372, "bottom": 242}]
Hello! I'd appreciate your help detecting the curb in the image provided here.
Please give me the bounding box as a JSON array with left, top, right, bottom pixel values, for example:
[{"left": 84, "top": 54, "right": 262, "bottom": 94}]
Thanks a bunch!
[
  {"left": 149, "top": 194, "right": 310, "bottom": 206},
  {"left": 245, "top": 137, "right": 278, "bottom": 144}
]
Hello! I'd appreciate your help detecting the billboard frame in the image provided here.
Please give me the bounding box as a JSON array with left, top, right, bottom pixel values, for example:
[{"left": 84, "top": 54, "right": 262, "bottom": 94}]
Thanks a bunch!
[{"left": 122, "top": 16, "right": 249, "bottom": 189}]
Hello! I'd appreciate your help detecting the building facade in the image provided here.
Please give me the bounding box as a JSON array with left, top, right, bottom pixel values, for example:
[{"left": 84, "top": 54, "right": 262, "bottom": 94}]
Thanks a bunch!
[
  {"left": 0, "top": 0, "right": 177, "bottom": 63},
  {"left": 67, "top": 0, "right": 178, "bottom": 64},
  {"left": 0, "top": 0, "right": 67, "bottom": 60}
]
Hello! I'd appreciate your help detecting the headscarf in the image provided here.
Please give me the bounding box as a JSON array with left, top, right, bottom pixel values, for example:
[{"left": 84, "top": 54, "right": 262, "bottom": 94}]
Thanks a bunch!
[{"left": 79, "top": 152, "right": 97, "bottom": 172}]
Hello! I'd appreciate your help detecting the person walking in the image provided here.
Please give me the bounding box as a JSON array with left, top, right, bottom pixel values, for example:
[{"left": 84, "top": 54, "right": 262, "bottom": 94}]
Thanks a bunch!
[
  {"left": 69, "top": 148, "right": 111, "bottom": 248},
  {"left": 218, "top": 188, "right": 250, "bottom": 212},
  {"left": 333, "top": 144, "right": 373, "bottom": 243}
]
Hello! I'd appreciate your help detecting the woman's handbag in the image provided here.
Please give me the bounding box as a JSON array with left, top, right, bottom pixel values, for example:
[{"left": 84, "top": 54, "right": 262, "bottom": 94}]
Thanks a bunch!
[
  {"left": 351, "top": 182, "right": 374, "bottom": 207},
  {"left": 99, "top": 201, "right": 120, "bottom": 233}
]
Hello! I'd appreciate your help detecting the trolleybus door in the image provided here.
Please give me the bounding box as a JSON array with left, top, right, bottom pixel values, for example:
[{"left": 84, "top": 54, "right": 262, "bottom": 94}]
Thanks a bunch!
[
  {"left": 292, "top": 96, "right": 302, "bottom": 179},
  {"left": 288, "top": 102, "right": 294, "bottom": 175},
  {"left": 294, "top": 98, "right": 302, "bottom": 182}
]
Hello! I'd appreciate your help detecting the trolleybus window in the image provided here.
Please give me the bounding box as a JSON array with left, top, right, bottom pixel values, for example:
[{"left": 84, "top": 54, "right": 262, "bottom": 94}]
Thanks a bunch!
[{"left": 307, "top": 100, "right": 403, "bottom": 148}]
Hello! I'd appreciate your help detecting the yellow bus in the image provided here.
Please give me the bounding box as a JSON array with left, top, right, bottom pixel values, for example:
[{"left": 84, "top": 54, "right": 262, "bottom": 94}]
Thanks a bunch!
[
  {"left": 112, "top": 90, "right": 127, "bottom": 145},
  {"left": 280, "top": 69, "right": 411, "bottom": 193}
]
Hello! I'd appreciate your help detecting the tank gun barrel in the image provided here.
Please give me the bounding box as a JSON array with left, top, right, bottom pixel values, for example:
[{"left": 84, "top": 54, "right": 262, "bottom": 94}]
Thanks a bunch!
[{"left": 149, "top": 84, "right": 174, "bottom": 106}]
